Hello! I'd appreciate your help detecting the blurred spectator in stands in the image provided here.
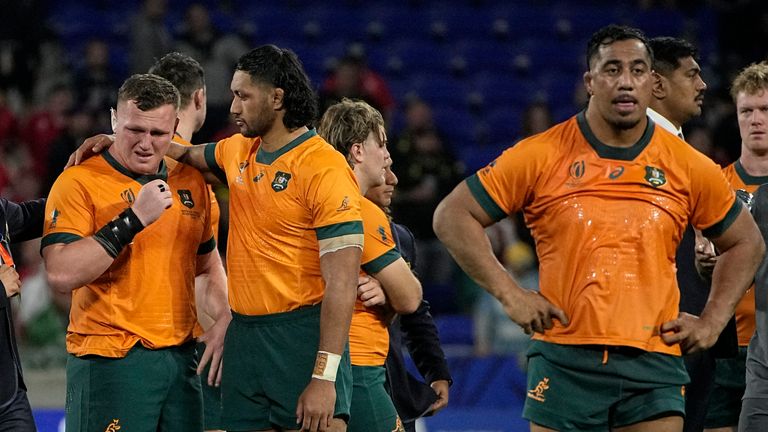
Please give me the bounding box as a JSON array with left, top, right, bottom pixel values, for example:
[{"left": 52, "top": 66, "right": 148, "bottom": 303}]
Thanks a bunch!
[
  {"left": 519, "top": 100, "right": 553, "bottom": 138},
  {"left": 175, "top": 2, "right": 247, "bottom": 142},
  {"left": 130, "top": 0, "right": 172, "bottom": 74},
  {"left": 473, "top": 218, "right": 538, "bottom": 364},
  {"left": 319, "top": 53, "right": 395, "bottom": 123},
  {"left": 0, "top": 90, "right": 19, "bottom": 152},
  {"left": 391, "top": 98, "right": 464, "bottom": 296},
  {"left": 43, "top": 109, "right": 96, "bottom": 194},
  {"left": 20, "top": 83, "right": 72, "bottom": 184},
  {"left": 73, "top": 39, "right": 118, "bottom": 132},
  {"left": 0, "top": 0, "right": 45, "bottom": 103}
]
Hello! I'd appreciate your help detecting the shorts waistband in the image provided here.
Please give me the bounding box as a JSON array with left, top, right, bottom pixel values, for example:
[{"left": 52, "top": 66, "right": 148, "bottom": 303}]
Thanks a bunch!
[{"left": 232, "top": 304, "right": 321, "bottom": 325}]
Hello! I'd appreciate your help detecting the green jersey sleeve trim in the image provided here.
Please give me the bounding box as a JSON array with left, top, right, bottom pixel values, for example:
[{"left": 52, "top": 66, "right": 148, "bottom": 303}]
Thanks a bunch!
[
  {"left": 466, "top": 174, "right": 507, "bottom": 221},
  {"left": 41, "top": 233, "right": 83, "bottom": 249},
  {"left": 316, "top": 221, "right": 364, "bottom": 240},
  {"left": 197, "top": 236, "right": 217, "bottom": 255},
  {"left": 204, "top": 143, "right": 227, "bottom": 184},
  {"left": 702, "top": 199, "right": 742, "bottom": 238},
  {"left": 362, "top": 249, "right": 401, "bottom": 275}
]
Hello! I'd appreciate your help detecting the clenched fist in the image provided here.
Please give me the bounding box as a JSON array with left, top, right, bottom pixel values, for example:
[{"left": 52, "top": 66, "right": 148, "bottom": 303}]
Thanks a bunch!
[{"left": 131, "top": 179, "right": 173, "bottom": 226}]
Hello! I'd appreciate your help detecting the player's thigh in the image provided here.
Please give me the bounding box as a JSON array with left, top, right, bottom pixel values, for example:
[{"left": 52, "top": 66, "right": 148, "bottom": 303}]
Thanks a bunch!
[
  {"left": 612, "top": 415, "right": 682, "bottom": 432},
  {"left": 530, "top": 423, "right": 558, "bottom": 432}
]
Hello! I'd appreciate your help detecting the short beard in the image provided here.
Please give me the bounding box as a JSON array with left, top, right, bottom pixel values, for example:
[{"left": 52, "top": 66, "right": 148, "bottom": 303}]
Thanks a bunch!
[{"left": 610, "top": 116, "right": 642, "bottom": 131}]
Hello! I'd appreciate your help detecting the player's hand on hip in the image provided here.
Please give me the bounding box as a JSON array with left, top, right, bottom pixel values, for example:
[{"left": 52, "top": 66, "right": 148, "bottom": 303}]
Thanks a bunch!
[
  {"left": 0, "top": 264, "right": 20, "bottom": 298},
  {"left": 660, "top": 312, "right": 718, "bottom": 353},
  {"left": 296, "top": 378, "right": 336, "bottom": 432},
  {"left": 132, "top": 179, "right": 173, "bottom": 226},
  {"left": 504, "top": 289, "right": 569, "bottom": 335},
  {"left": 65, "top": 133, "right": 115, "bottom": 169}
]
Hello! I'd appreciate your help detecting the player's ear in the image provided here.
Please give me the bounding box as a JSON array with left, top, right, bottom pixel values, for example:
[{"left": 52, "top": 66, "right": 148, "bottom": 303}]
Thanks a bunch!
[
  {"left": 583, "top": 71, "right": 593, "bottom": 98},
  {"left": 193, "top": 87, "right": 205, "bottom": 110},
  {"left": 349, "top": 142, "right": 364, "bottom": 164},
  {"left": 272, "top": 88, "right": 284, "bottom": 110},
  {"left": 651, "top": 71, "right": 666, "bottom": 99}
]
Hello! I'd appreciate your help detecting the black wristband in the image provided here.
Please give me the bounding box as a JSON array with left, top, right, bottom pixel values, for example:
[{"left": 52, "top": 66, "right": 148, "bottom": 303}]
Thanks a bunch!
[{"left": 93, "top": 208, "right": 145, "bottom": 258}]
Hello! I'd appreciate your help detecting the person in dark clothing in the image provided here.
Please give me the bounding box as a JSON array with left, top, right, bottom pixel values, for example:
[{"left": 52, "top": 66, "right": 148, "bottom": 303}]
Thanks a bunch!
[
  {"left": 363, "top": 164, "right": 452, "bottom": 431},
  {"left": 0, "top": 197, "right": 46, "bottom": 431}
]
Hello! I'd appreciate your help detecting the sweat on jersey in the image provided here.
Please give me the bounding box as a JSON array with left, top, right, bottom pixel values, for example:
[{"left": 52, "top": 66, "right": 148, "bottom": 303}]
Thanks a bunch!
[{"left": 468, "top": 111, "right": 739, "bottom": 356}]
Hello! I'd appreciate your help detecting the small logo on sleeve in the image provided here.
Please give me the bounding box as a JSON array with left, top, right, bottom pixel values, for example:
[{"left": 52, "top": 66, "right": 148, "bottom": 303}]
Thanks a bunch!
[
  {"left": 377, "top": 225, "right": 390, "bottom": 244},
  {"left": 271, "top": 171, "right": 292, "bottom": 192},
  {"left": 527, "top": 377, "right": 550, "bottom": 402},
  {"left": 336, "top": 196, "right": 350, "bottom": 212},
  {"left": 49, "top": 208, "right": 60, "bottom": 229}
]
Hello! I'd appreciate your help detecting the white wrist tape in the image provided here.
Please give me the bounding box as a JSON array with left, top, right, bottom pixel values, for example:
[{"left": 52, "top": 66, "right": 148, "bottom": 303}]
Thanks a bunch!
[{"left": 311, "top": 351, "right": 342, "bottom": 382}]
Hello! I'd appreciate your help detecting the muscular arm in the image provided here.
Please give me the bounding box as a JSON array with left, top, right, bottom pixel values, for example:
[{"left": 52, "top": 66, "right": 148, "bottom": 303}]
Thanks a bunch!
[
  {"left": 433, "top": 181, "right": 567, "bottom": 334},
  {"left": 194, "top": 248, "right": 231, "bottom": 385},
  {"left": 43, "top": 238, "right": 116, "bottom": 294},
  {"left": 318, "top": 246, "right": 361, "bottom": 355},
  {"left": 195, "top": 249, "right": 229, "bottom": 323},
  {"left": 663, "top": 207, "right": 764, "bottom": 352},
  {"left": 702, "top": 207, "right": 764, "bottom": 334},
  {"left": 372, "top": 257, "right": 422, "bottom": 314},
  {"left": 166, "top": 142, "right": 222, "bottom": 185}
]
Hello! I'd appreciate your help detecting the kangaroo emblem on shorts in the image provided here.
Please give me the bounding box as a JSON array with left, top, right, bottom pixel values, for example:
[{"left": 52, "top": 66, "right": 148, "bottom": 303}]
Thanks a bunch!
[
  {"left": 527, "top": 377, "right": 550, "bottom": 402},
  {"left": 104, "top": 419, "right": 121, "bottom": 431}
]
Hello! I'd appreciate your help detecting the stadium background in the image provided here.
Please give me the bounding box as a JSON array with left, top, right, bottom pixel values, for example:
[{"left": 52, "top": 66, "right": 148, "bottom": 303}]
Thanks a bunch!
[{"left": 1, "top": 0, "right": 766, "bottom": 430}]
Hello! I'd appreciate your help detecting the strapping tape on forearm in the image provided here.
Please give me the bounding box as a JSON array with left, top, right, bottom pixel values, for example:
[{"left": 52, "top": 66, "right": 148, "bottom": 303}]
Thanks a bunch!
[
  {"left": 311, "top": 351, "right": 342, "bottom": 382},
  {"left": 93, "top": 208, "right": 145, "bottom": 258}
]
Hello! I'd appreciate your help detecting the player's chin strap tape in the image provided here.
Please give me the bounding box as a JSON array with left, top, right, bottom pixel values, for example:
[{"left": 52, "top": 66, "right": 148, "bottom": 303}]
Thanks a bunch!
[
  {"left": 312, "top": 351, "right": 342, "bottom": 382},
  {"left": 93, "top": 208, "right": 145, "bottom": 258}
]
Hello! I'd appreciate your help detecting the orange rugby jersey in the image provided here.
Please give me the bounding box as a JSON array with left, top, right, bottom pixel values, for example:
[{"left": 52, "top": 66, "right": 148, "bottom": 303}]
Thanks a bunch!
[
  {"left": 42, "top": 152, "right": 215, "bottom": 358},
  {"left": 349, "top": 197, "right": 401, "bottom": 366},
  {"left": 723, "top": 161, "right": 766, "bottom": 346},
  {"left": 468, "top": 112, "right": 738, "bottom": 355},
  {"left": 205, "top": 129, "right": 363, "bottom": 315},
  {"left": 174, "top": 133, "right": 221, "bottom": 240}
]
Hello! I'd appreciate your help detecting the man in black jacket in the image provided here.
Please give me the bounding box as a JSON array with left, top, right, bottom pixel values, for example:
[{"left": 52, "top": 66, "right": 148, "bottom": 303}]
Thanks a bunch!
[
  {"left": 362, "top": 164, "right": 452, "bottom": 431},
  {"left": 0, "top": 197, "right": 45, "bottom": 431}
]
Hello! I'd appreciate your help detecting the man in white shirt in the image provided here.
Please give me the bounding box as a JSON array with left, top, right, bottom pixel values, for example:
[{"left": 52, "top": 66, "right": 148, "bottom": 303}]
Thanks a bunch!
[{"left": 646, "top": 36, "right": 715, "bottom": 432}]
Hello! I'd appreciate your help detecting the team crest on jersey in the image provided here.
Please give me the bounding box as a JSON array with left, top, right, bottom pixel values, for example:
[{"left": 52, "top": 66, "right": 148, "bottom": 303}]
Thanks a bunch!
[
  {"left": 569, "top": 160, "right": 586, "bottom": 179},
  {"left": 177, "top": 190, "right": 195, "bottom": 208},
  {"left": 271, "top": 171, "right": 292, "bottom": 192},
  {"left": 120, "top": 189, "right": 135, "bottom": 204},
  {"left": 644, "top": 166, "right": 666, "bottom": 187}
]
